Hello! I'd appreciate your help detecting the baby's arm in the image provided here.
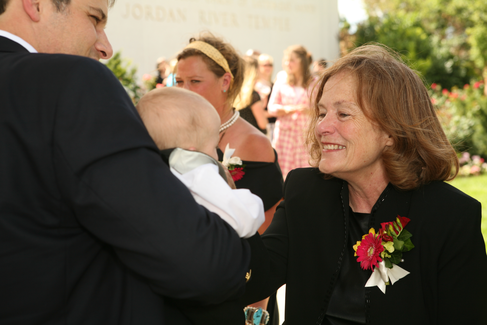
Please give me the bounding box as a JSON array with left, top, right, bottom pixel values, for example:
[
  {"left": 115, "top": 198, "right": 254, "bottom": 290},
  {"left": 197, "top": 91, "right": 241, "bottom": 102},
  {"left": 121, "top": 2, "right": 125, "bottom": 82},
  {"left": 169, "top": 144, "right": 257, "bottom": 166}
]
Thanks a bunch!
[{"left": 171, "top": 164, "right": 265, "bottom": 238}]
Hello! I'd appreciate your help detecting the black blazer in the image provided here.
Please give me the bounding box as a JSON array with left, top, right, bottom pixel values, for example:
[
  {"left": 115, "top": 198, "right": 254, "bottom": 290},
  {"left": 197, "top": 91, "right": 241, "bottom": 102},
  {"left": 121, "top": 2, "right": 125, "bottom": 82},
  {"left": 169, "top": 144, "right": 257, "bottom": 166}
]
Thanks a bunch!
[
  {"left": 243, "top": 168, "right": 487, "bottom": 324},
  {"left": 0, "top": 36, "right": 250, "bottom": 324}
]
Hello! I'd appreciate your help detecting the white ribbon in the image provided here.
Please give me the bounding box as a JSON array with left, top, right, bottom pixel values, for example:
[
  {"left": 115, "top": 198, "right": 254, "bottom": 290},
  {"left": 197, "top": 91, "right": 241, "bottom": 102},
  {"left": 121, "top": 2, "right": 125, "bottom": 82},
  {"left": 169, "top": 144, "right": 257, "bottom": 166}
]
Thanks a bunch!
[
  {"left": 365, "top": 261, "right": 410, "bottom": 294},
  {"left": 221, "top": 143, "right": 242, "bottom": 167}
]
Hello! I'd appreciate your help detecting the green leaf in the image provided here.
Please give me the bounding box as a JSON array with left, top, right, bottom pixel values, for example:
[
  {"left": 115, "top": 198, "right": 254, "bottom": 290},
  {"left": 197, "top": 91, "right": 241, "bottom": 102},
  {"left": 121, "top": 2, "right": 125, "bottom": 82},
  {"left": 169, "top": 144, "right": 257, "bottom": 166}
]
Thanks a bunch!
[
  {"left": 384, "top": 258, "right": 393, "bottom": 268},
  {"left": 397, "top": 229, "right": 412, "bottom": 241},
  {"left": 403, "top": 238, "right": 415, "bottom": 251},
  {"left": 388, "top": 252, "right": 403, "bottom": 265},
  {"left": 393, "top": 238, "right": 405, "bottom": 251}
]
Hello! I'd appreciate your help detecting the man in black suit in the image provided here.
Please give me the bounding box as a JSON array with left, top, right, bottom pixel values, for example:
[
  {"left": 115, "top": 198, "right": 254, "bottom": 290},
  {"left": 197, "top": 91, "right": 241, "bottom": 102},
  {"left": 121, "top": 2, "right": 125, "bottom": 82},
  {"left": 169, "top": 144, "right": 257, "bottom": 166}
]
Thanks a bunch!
[{"left": 0, "top": 0, "right": 253, "bottom": 324}]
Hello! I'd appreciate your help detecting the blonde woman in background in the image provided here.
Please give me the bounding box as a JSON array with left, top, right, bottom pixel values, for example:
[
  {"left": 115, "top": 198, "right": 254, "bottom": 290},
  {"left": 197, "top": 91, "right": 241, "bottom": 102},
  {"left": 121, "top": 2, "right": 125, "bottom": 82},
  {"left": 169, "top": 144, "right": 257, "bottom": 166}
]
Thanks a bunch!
[
  {"left": 235, "top": 56, "right": 268, "bottom": 133},
  {"left": 175, "top": 32, "right": 283, "bottom": 234},
  {"left": 256, "top": 54, "right": 276, "bottom": 141},
  {"left": 268, "top": 45, "right": 314, "bottom": 179},
  {"left": 175, "top": 32, "right": 283, "bottom": 325}
]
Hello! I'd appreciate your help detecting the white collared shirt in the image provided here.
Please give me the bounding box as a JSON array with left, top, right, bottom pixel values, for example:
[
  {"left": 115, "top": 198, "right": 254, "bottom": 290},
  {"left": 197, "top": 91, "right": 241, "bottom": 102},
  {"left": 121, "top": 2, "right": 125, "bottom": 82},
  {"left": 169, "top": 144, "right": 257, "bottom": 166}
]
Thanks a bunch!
[{"left": 0, "top": 30, "right": 37, "bottom": 53}]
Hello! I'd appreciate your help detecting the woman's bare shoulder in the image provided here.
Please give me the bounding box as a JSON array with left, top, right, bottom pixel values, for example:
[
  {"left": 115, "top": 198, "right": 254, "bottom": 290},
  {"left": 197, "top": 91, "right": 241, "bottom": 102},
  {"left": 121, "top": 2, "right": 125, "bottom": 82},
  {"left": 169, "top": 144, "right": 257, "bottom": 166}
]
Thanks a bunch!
[{"left": 224, "top": 118, "right": 275, "bottom": 163}]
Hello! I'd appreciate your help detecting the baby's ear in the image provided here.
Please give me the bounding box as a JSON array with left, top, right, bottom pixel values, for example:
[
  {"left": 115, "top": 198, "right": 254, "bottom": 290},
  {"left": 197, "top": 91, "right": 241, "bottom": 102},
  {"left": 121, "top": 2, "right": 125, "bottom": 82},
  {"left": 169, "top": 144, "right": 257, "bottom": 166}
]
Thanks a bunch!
[{"left": 187, "top": 147, "right": 196, "bottom": 151}]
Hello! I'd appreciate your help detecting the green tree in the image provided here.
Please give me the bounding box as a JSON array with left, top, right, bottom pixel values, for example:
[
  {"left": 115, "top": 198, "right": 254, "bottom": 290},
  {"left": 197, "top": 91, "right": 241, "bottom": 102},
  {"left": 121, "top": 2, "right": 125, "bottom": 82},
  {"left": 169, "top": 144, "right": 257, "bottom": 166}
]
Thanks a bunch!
[
  {"left": 357, "top": 0, "right": 487, "bottom": 91},
  {"left": 350, "top": 10, "right": 473, "bottom": 89},
  {"left": 104, "top": 51, "right": 142, "bottom": 103}
]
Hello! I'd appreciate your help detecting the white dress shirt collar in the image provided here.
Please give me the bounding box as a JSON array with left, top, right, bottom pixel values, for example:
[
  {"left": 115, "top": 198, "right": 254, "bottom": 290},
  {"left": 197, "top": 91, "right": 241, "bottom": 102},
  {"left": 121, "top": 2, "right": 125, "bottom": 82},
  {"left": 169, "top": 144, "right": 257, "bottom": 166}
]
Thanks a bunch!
[{"left": 0, "top": 30, "right": 37, "bottom": 53}]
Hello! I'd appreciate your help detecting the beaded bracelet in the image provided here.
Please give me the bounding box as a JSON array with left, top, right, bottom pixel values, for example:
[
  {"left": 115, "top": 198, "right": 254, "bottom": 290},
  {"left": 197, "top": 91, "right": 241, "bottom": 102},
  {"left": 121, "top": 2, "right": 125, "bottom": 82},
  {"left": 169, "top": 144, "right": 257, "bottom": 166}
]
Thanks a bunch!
[{"left": 244, "top": 307, "right": 270, "bottom": 325}]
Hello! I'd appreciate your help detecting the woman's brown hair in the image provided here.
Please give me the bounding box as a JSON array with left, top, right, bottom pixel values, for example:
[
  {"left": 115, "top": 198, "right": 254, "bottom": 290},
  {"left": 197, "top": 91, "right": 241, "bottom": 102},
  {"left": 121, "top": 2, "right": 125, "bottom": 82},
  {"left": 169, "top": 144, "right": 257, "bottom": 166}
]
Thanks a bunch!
[
  {"left": 306, "top": 44, "right": 458, "bottom": 190},
  {"left": 177, "top": 32, "right": 244, "bottom": 110},
  {"left": 284, "top": 45, "right": 313, "bottom": 88}
]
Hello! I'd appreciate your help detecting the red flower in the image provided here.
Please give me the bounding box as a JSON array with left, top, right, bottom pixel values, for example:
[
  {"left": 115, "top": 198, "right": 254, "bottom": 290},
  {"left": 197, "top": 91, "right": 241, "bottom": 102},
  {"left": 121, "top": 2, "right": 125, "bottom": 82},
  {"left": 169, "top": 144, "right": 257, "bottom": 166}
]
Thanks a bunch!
[
  {"left": 356, "top": 232, "right": 384, "bottom": 270},
  {"left": 380, "top": 216, "right": 410, "bottom": 236},
  {"left": 380, "top": 221, "right": 396, "bottom": 235},
  {"left": 397, "top": 216, "right": 410, "bottom": 228},
  {"left": 474, "top": 81, "right": 481, "bottom": 89},
  {"left": 431, "top": 98, "right": 436, "bottom": 105},
  {"left": 230, "top": 167, "right": 245, "bottom": 181},
  {"left": 449, "top": 92, "right": 458, "bottom": 99},
  {"left": 431, "top": 83, "right": 437, "bottom": 90},
  {"left": 382, "top": 234, "right": 394, "bottom": 242},
  {"left": 442, "top": 89, "right": 449, "bottom": 96},
  {"left": 464, "top": 84, "right": 470, "bottom": 90}
]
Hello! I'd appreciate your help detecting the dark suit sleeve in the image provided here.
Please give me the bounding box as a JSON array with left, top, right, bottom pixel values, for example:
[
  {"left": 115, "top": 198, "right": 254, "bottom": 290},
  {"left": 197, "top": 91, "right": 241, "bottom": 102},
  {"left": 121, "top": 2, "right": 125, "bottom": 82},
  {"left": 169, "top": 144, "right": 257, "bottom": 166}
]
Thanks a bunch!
[
  {"left": 175, "top": 181, "right": 290, "bottom": 324},
  {"left": 240, "top": 194, "right": 290, "bottom": 306},
  {"left": 436, "top": 197, "right": 487, "bottom": 324},
  {"left": 52, "top": 59, "right": 250, "bottom": 304}
]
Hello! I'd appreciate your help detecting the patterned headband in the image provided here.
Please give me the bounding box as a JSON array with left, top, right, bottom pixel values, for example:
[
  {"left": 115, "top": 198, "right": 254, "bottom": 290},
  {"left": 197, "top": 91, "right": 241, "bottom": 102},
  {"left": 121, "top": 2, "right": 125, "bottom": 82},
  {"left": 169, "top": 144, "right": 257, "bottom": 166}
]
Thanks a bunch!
[{"left": 184, "top": 41, "right": 234, "bottom": 79}]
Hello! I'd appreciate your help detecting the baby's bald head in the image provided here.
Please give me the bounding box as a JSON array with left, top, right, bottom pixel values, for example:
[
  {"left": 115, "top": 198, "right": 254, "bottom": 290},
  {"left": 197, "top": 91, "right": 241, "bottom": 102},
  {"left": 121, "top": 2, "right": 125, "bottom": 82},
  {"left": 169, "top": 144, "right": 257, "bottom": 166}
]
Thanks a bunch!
[{"left": 137, "top": 87, "right": 221, "bottom": 159}]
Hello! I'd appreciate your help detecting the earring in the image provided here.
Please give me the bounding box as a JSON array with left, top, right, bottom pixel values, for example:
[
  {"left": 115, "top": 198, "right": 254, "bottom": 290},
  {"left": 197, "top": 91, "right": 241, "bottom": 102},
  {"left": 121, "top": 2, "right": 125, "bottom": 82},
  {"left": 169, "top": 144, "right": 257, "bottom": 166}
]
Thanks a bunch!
[{"left": 223, "top": 89, "right": 227, "bottom": 93}]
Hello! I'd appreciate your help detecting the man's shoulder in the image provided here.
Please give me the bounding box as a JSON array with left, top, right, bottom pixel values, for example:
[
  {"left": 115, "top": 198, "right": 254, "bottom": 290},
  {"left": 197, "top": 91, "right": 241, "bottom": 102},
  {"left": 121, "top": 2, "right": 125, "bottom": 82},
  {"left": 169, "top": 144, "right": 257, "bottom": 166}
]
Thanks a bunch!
[{"left": 3, "top": 52, "right": 111, "bottom": 79}]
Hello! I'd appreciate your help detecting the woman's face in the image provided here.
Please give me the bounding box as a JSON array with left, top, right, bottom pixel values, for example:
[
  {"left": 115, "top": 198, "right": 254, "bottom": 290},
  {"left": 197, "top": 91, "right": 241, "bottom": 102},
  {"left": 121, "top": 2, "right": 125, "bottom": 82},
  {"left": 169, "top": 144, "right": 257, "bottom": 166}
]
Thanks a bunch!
[
  {"left": 258, "top": 60, "right": 273, "bottom": 79},
  {"left": 283, "top": 52, "right": 301, "bottom": 76},
  {"left": 175, "top": 56, "right": 226, "bottom": 111},
  {"left": 314, "top": 72, "right": 393, "bottom": 182}
]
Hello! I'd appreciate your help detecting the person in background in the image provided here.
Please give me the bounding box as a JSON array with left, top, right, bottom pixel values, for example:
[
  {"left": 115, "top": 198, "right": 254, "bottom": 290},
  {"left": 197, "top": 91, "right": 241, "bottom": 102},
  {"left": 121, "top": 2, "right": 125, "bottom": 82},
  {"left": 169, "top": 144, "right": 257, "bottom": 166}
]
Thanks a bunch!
[
  {"left": 246, "top": 48, "right": 261, "bottom": 59},
  {"left": 240, "top": 44, "right": 487, "bottom": 324},
  {"left": 312, "top": 58, "right": 327, "bottom": 78},
  {"left": 164, "top": 58, "right": 177, "bottom": 87},
  {"left": 175, "top": 32, "right": 283, "bottom": 325},
  {"left": 268, "top": 44, "right": 314, "bottom": 179},
  {"left": 236, "top": 56, "right": 267, "bottom": 133},
  {"left": 155, "top": 56, "right": 169, "bottom": 85},
  {"left": 255, "top": 53, "right": 275, "bottom": 141}
]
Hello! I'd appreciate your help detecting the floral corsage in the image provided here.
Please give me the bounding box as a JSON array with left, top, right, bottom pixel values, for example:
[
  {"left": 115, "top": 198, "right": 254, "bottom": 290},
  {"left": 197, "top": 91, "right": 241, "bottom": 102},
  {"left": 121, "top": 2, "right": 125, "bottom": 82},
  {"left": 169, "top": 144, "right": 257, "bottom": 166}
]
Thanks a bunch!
[
  {"left": 353, "top": 216, "right": 414, "bottom": 293},
  {"left": 221, "top": 143, "right": 245, "bottom": 181}
]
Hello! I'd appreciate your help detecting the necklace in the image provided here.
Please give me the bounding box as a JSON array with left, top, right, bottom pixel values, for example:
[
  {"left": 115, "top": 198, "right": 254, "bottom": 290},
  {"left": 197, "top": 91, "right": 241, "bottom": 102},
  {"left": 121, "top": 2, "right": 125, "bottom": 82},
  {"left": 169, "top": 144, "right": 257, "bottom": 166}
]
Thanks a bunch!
[{"left": 219, "top": 110, "right": 239, "bottom": 133}]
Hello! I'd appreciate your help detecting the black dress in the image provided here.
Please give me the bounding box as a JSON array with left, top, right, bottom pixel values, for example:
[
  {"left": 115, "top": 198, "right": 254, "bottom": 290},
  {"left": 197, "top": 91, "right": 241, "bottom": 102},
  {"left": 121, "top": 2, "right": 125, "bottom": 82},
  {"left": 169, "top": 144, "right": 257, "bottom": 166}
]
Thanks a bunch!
[
  {"left": 239, "top": 91, "right": 267, "bottom": 134},
  {"left": 217, "top": 148, "right": 282, "bottom": 211},
  {"left": 218, "top": 147, "right": 283, "bottom": 325}
]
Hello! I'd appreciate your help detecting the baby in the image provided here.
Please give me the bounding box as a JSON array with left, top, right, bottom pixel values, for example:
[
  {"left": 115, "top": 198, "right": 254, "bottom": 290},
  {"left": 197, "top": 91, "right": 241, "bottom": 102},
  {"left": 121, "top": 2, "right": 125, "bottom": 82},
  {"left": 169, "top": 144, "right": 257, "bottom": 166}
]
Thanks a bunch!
[{"left": 137, "top": 87, "right": 264, "bottom": 238}]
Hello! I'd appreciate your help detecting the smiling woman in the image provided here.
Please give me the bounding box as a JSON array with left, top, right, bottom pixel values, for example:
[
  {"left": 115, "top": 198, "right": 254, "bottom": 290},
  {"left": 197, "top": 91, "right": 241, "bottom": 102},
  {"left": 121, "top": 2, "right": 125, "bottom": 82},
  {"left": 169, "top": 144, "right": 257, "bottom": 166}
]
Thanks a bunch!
[{"left": 232, "top": 43, "right": 487, "bottom": 325}]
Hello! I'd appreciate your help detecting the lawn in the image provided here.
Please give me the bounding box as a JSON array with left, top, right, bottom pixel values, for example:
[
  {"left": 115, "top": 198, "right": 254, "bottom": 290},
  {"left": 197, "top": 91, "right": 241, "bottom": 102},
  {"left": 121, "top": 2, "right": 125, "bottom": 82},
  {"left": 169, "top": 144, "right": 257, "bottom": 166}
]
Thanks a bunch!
[{"left": 448, "top": 174, "right": 487, "bottom": 250}]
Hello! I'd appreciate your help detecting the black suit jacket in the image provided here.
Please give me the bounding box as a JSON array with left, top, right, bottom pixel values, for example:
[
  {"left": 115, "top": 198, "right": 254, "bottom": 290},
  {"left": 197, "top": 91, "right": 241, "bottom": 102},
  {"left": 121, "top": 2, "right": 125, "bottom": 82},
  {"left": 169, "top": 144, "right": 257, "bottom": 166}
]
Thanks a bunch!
[
  {"left": 0, "top": 36, "right": 250, "bottom": 324},
  {"left": 243, "top": 168, "right": 487, "bottom": 324}
]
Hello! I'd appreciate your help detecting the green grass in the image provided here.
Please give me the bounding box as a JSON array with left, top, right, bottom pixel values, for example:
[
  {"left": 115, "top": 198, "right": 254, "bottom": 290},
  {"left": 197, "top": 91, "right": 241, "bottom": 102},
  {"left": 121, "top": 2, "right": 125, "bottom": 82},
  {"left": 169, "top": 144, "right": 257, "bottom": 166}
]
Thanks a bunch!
[{"left": 448, "top": 174, "right": 487, "bottom": 250}]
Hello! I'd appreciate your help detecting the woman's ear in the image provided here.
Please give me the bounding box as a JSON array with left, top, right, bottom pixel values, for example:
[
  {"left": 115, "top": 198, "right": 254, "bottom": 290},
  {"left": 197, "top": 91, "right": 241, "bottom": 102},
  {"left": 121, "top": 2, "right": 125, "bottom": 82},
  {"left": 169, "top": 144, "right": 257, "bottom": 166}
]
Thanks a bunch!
[
  {"left": 385, "top": 134, "right": 394, "bottom": 147},
  {"left": 23, "top": 0, "right": 42, "bottom": 22},
  {"left": 221, "top": 72, "right": 232, "bottom": 92}
]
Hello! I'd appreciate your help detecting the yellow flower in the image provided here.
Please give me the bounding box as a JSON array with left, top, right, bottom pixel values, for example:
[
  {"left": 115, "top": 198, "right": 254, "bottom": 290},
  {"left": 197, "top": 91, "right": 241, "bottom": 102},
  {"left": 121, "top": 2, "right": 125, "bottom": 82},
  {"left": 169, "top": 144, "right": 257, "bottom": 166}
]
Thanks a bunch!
[
  {"left": 383, "top": 241, "right": 395, "bottom": 253},
  {"left": 353, "top": 241, "right": 362, "bottom": 256}
]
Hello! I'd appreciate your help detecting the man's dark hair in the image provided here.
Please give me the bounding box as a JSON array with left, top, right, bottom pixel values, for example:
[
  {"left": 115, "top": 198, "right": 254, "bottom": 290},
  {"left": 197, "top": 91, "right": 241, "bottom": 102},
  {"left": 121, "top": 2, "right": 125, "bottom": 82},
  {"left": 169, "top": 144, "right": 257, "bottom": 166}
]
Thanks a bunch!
[{"left": 0, "top": 0, "right": 10, "bottom": 14}]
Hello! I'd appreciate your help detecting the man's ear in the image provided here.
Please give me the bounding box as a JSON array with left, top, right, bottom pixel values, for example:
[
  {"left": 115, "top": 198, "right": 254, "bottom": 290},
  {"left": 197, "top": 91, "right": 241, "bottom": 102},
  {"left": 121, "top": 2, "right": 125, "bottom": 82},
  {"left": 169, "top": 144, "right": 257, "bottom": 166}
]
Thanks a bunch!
[{"left": 22, "top": 0, "right": 41, "bottom": 22}]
